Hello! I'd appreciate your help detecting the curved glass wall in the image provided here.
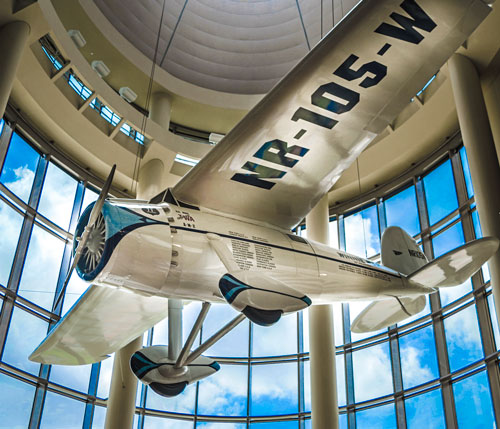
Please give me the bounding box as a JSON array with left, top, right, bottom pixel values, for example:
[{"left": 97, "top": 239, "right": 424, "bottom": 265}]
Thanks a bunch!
[{"left": 0, "top": 116, "right": 499, "bottom": 429}]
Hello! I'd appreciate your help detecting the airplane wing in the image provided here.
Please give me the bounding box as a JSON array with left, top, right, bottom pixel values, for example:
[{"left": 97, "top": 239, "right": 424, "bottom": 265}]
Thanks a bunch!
[
  {"left": 172, "top": 0, "right": 489, "bottom": 230},
  {"left": 29, "top": 285, "right": 169, "bottom": 365}
]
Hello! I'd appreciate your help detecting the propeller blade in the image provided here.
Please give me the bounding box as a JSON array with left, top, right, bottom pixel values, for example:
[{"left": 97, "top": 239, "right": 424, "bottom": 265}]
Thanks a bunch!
[
  {"left": 53, "top": 165, "right": 116, "bottom": 311},
  {"left": 88, "top": 164, "right": 116, "bottom": 228}
]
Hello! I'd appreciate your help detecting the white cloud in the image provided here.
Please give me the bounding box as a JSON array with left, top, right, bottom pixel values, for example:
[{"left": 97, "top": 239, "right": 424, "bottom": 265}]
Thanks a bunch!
[
  {"left": 400, "top": 346, "right": 432, "bottom": 386},
  {"left": 352, "top": 343, "right": 393, "bottom": 402},
  {"left": 252, "top": 313, "right": 297, "bottom": 356},
  {"left": 344, "top": 213, "right": 377, "bottom": 258},
  {"left": 37, "top": 163, "right": 77, "bottom": 229},
  {"left": 197, "top": 365, "right": 247, "bottom": 415},
  {"left": 5, "top": 165, "right": 34, "bottom": 199},
  {"left": 251, "top": 361, "right": 298, "bottom": 401},
  {"left": 444, "top": 304, "right": 482, "bottom": 350}
]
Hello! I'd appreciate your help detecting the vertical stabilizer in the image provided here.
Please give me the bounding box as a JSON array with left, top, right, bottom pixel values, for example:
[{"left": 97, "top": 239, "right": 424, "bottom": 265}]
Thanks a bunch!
[{"left": 381, "top": 226, "right": 427, "bottom": 275}]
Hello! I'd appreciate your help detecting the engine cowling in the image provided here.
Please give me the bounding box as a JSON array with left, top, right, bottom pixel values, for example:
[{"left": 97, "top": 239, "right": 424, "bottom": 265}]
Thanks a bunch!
[
  {"left": 74, "top": 201, "right": 173, "bottom": 295},
  {"left": 219, "top": 271, "right": 311, "bottom": 326},
  {"left": 130, "top": 346, "right": 220, "bottom": 397}
]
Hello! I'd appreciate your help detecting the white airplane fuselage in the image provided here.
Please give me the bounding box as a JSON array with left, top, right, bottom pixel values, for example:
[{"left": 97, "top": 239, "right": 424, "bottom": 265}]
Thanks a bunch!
[{"left": 80, "top": 200, "right": 426, "bottom": 307}]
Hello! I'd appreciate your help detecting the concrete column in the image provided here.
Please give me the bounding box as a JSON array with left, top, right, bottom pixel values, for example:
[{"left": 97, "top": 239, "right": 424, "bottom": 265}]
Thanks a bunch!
[
  {"left": 482, "top": 70, "right": 500, "bottom": 163},
  {"left": 0, "top": 21, "right": 30, "bottom": 118},
  {"left": 105, "top": 160, "right": 166, "bottom": 428},
  {"left": 448, "top": 53, "right": 500, "bottom": 327},
  {"left": 104, "top": 336, "right": 142, "bottom": 429},
  {"left": 137, "top": 158, "right": 165, "bottom": 200},
  {"left": 149, "top": 92, "right": 172, "bottom": 130},
  {"left": 306, "top": 195, "right": 339, "bottom": 429}
]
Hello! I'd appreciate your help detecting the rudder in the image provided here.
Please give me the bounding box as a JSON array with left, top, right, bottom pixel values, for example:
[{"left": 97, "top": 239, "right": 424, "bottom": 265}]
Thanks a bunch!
[{"left": 381, "top": 226, "right": 427, "bottom": 275}]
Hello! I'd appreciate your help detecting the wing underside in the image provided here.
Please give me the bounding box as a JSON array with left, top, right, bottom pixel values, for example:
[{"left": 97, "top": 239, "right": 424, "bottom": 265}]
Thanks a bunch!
[
  {"left": 172, "top": 0, "right": 489, "bottom": 230},
  {"left": 29, "top": 285, "right": 169, "bottom": 365}
]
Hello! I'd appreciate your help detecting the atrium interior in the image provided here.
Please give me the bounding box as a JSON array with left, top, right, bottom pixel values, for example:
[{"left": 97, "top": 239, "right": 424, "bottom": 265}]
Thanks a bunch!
[{"left": 1, "top": 1, "right": 500, "bottom": 428}]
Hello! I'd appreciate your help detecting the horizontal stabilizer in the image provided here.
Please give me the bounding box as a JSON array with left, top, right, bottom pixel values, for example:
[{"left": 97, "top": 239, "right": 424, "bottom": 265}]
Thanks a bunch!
[
  {"left": 408, "top": 237, "right": 499, "bottom": 288},
  {"left": 351, "top": 295, "right": 426, "bottom": 333},
  {"left": 29, "top": 285, "right": 169, "bottom": 365}
]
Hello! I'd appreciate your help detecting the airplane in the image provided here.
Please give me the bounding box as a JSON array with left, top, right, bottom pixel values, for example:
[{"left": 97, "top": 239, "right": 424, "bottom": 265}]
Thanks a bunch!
[{"left": 29, "top": 0, "right": 498, "bottom": 398}]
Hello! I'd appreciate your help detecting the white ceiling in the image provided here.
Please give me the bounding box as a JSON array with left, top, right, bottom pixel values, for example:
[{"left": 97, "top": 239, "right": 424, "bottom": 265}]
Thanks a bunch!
[{"left": 93, "top": 0, "right": 359, "bottom": 94}]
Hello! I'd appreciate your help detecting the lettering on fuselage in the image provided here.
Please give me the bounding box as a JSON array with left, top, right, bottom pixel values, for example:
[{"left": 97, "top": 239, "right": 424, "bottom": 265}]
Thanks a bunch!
[
  {"left": 230, "top": 0, "right": 437, "bottom": 190},
  {"left": 409, "top": 249, "right": 426, "bottom": 259},
  {"left": 230, "top": 237, "right": 277, "bottom": 271},
  {"left": 176, "top": 210, "right": 196, "bottom": 228},
  {"left": 337, "top": 251, "right": 371, "bottom": 266},
  {"left": 339, "top": 264, "right": 392, "bottom": 282}
]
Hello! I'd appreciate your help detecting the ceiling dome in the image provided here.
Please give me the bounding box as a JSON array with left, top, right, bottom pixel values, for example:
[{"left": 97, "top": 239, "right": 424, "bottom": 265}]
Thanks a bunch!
[{"left": 94, "top": 0, "right": 354, "bottom": 94}]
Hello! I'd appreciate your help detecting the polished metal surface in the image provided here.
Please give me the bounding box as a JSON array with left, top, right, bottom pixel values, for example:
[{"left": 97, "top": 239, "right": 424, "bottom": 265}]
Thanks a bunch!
[{"left": 173, "top": 0, "right": 489, "bottom": 230}]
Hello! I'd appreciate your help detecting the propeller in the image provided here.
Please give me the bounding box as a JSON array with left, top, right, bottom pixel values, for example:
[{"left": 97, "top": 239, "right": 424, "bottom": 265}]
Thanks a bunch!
[{"left": 53, "top": 165, "right": 116, "bottom": 311}]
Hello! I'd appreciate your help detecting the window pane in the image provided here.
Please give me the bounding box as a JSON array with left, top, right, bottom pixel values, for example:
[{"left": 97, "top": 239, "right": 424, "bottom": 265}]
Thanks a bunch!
[
  {"left": 197, "top": 364, "right": 247, "bottom": 416},
  {"left": 0, "top": 132, "right": 39, "bottom": 202},
  {"left": 399, "top": 325, "right": 439, "bottom": 389},
  {"left": 385, "top": 185, "right": 420, "bottom": 237},
  {"left": 329, "top": 219, "right": 339, "bottom": 248},
  {"left": 472, "top": 209, "right": 482, "bottom": 239},
  {"left": 62, "top": 272, "right": 90, "bottom": 316},
  {"left": 50, "top": 363, "right": 92, "bottom": 393},
  {"left": 92, "top": 405, "right": 106, "bottom": 428},
  {"left": 432, "top": 222, "right": 464, "bottom": 259},
  {"left": 0, "top": 373, "right": 35, "bottom": 428},
  {"left": 444, "top": 304, "right": 483, "bottom": 372},
  {"left": 97, "top": 355, "right": 114, "bottom": 398},
  {"left": 40, "top": 391, "right": 86, "bottom": 428},
  {"left": 460, "top": 146, "right": 474, "bottom": 199},
  {"left": 145, "top": 382, "right": 196, "bottom": 414},
  {"left": 453, "top": 371, "right": 495, "bottom": 429},
  {"left": 488, "top": 294, "right": 500, "bottom": 350},
  {"left": 355, "top": 403, "right": 396, "bottom": 428},
  {"left": 352, "top": 342, "right": 393, "bottom": 402},
  {"left": 405, "top": 388, "right": 445, "bottom": 429},
  {"left": 18, "top": 225, "right": 65, "bottom": 309},
  {"left": 81, "top": 187, "right": 98, "bottom": 215},
  {"left": 0, "top": 200, "right": 23, "bottom": 286},
  {"left": 2, "top": 306, "right": 47, "bottom": 374},
  {"left": 38, "top": 162, "right": 78, "bottom": 230},
  {"left": 440, "top": 279, "right": 472, "bottom": 308},
  {"left": 423, "top": 160, "right": 458, "bottom": 226},
  {"left": 252, "top": 313, "right": 297, "bottom": 357},
  {"left": 198, "top": 423, "right": 246, "bottom": 428},
  {"left": 250, "top": 422, "right": 298, "bottom": 428},
  {"left": 251, "top": 362, "right": 298, "bottom": 415},
  {"left": 143, "top": 416, "right": 194, "bottom": 428},
  {"left": 344, "top": 206, "right": 380, "bottom": 258},
  {"left": 202, "top": 303, "right": 249, "bottom": 357}
]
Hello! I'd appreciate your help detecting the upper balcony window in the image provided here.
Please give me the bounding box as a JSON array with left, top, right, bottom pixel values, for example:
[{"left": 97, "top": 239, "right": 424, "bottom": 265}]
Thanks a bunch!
[
  {"left": 63, "top": 71, "right": 93, "bottom": 101},
  {"left": 90, "top": 98, "right": 121, "bottom": 127}
]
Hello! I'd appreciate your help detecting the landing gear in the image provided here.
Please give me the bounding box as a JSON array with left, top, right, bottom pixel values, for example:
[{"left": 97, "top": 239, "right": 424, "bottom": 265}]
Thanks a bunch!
[{"left": 130, "top": 301, "right": 245, "bottom": 397}]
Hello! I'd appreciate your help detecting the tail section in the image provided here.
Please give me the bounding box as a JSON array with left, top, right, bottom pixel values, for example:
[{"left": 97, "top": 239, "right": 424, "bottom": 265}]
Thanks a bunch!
[
  {"left": 351, "top": 295, "right": 426, "bottom": 333},
  {"left": 408, "top": 237, "right": 499, "bottom": 289},
  {"left": 381, "top": 226, "right": 427, "bottom": 275},
  {"left": 353, "top": 227, "right": 499, "bottom": 333}
]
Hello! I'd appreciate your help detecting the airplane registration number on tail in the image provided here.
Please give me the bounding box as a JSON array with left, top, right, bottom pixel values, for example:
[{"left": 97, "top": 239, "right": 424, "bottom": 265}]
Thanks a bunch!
[{"left": 230, "top": 0, "right": 437, "bottom": 190}]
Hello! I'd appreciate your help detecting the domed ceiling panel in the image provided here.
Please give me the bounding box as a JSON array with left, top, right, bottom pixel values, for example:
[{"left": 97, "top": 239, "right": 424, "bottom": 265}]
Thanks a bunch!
[{"left": 93, "top": 0, "right": 349, "bottom": 94}]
